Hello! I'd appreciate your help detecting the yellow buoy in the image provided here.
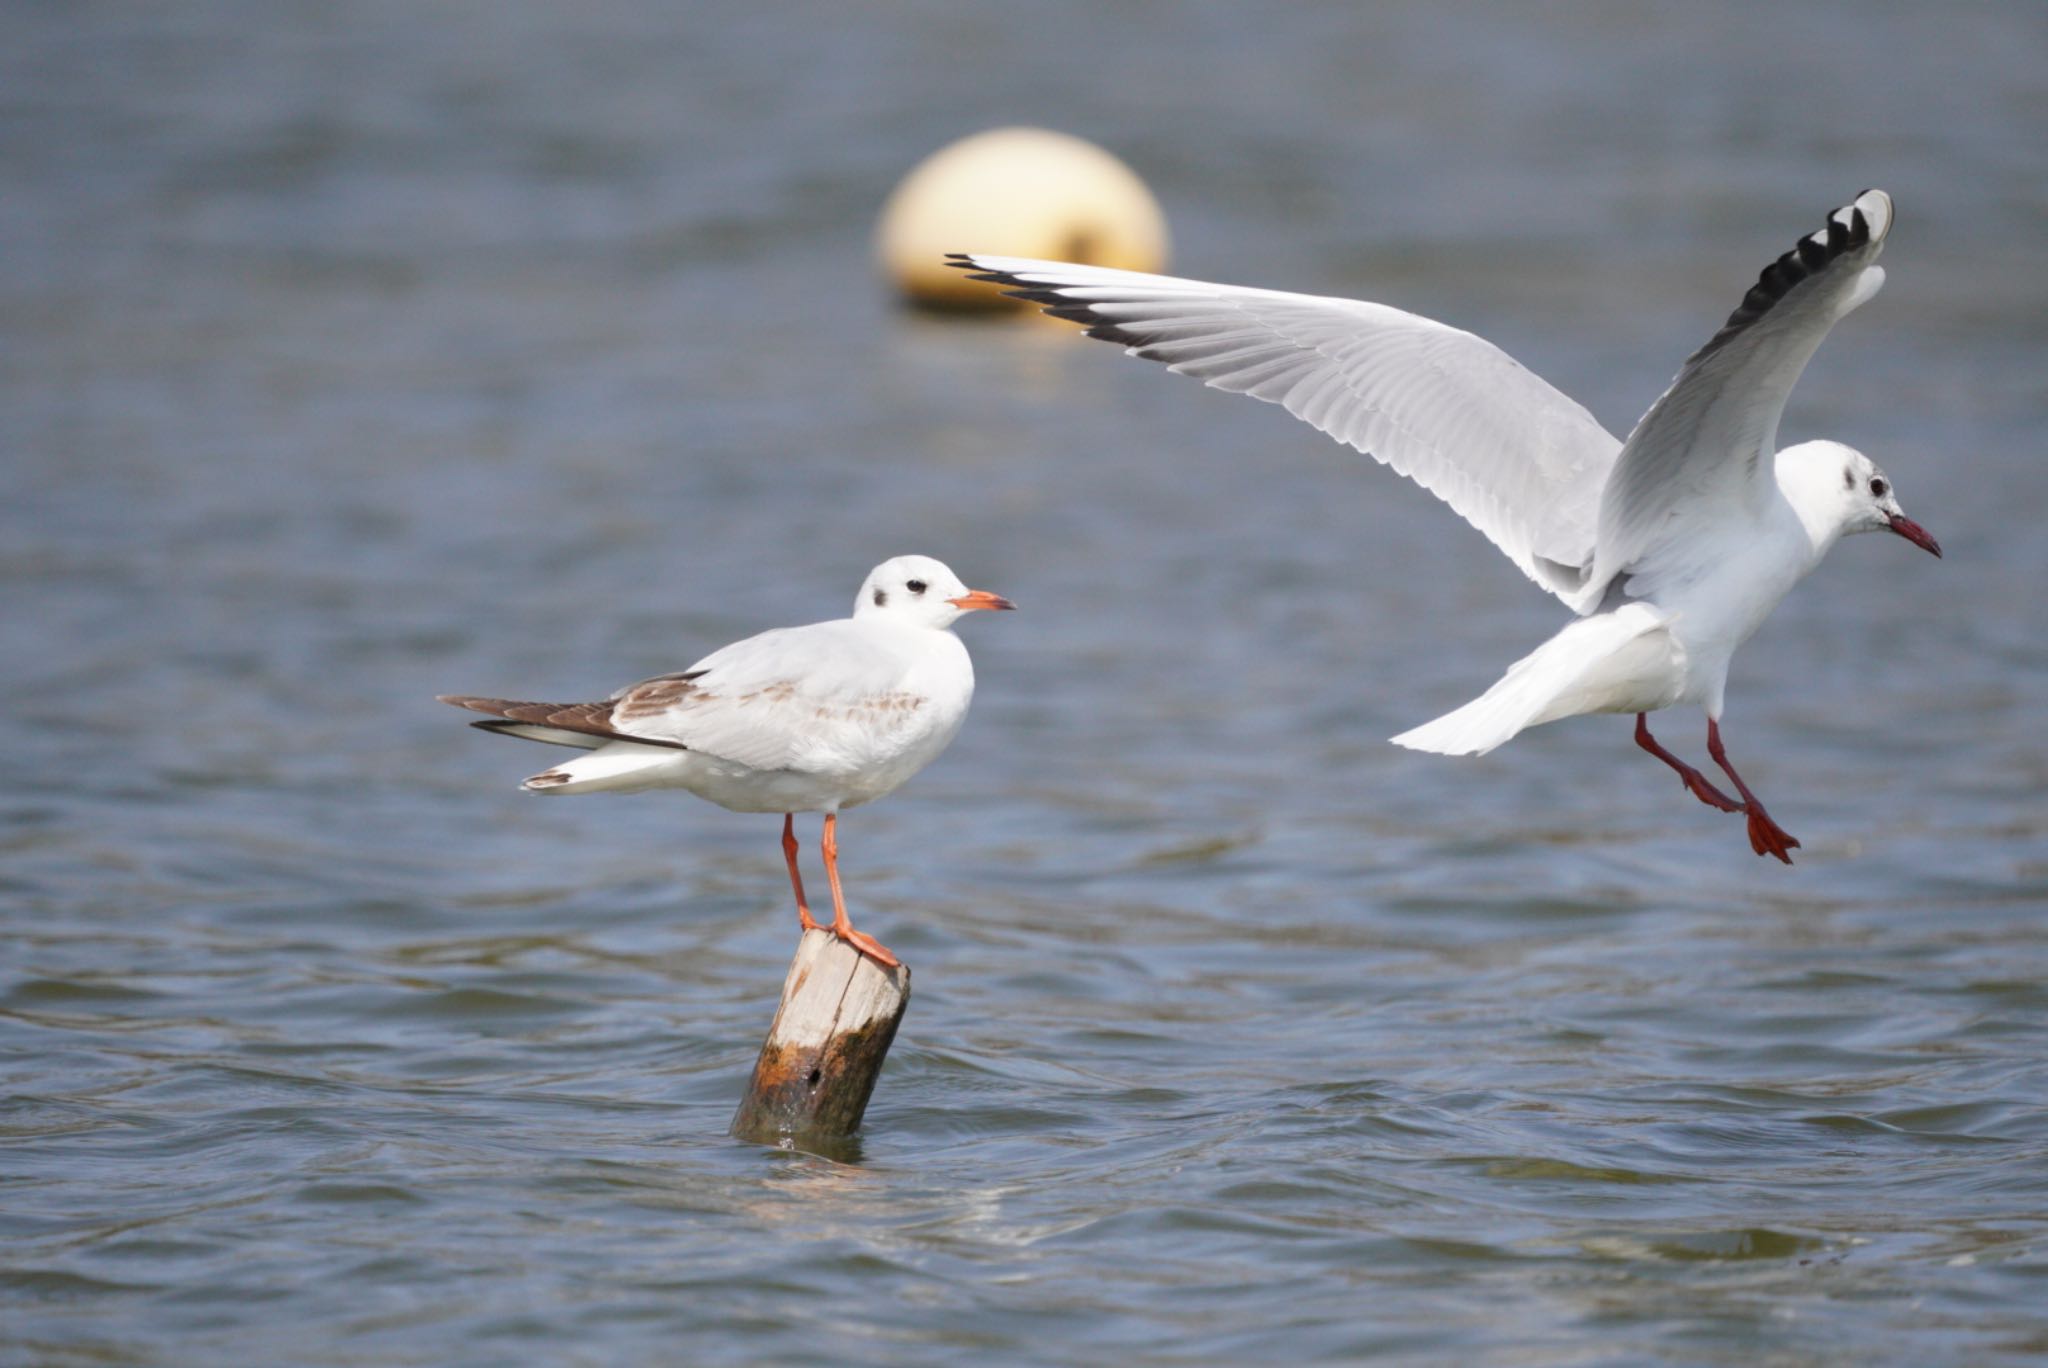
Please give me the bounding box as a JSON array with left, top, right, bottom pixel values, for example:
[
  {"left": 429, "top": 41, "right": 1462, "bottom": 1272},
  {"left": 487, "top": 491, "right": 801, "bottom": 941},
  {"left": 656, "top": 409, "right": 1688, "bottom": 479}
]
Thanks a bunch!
[{"left": 876, "top": 126, "right": 1169, "bottom": 310}]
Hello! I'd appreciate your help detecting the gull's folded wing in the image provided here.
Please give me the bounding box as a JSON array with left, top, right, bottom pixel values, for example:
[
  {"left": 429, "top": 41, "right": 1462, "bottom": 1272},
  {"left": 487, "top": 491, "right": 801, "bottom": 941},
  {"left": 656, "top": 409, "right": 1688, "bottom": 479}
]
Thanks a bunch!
[{"left": 606, "top": 622, "right": 937, "bottom": 774}]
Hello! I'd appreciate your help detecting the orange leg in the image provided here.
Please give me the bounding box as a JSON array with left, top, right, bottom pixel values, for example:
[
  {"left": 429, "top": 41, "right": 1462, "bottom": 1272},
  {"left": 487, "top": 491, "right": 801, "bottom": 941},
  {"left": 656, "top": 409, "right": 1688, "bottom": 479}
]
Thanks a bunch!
[
  {"left": 820, "top": 812, "right": 900, "bottom": 968},
  {"left": 782, "top": 814, "right": 822, "bottom": 933},
  {"left": 1706, "top": 718, "right": 1801, "bottom": 865},
  {"left": 1635, "top": 713, "right": 1743, "bottom": 813}
]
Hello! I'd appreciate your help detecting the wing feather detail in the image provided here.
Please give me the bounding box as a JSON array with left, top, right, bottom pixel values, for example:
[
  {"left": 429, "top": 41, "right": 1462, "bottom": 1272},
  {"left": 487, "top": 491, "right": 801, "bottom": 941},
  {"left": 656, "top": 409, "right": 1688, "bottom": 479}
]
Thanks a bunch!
[
  {"left": 437, "top": 694, "right": 692, "bottom": 750},
  {"left": 953, "top": 253, "right": 1622, "bottom": 608},
  {"left": 445, "top": 617, "right": 951, "bottom": 776},
  {"left": 1593, "top": 190, "right": 1892, "bottom": 586}
]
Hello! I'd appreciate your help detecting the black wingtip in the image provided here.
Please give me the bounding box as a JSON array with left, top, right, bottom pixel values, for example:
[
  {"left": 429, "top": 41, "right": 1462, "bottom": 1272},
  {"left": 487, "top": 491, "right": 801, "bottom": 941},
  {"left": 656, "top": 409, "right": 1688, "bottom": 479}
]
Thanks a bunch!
[
  {"left": 941, "top": 254, "right": 1156, "bottom": 349},
  {"left": 942, "top": 251, "right": 1105, "bottom": 322},
  {"left": 1689, "top": 194, "right": 1881, "bottom": 362},
  {"left": 944, "top": 252, "right": 1038, "bottom": 295},
  {"left": 945, "top": 252, "right": 1032, "bottom": 292}
]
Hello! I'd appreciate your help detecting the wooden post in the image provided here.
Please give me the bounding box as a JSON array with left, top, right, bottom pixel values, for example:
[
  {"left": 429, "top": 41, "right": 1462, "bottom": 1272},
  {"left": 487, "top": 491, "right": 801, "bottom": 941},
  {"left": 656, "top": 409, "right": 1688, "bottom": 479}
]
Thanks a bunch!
[{"left": 730, "top": 929, "right": 911, "bottom": 1147}]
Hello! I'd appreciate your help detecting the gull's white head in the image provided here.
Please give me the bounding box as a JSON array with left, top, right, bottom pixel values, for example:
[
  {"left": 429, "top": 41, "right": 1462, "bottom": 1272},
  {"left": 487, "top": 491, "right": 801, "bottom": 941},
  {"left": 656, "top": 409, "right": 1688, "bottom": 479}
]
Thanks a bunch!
[
  {"left": 853, "top": 555, "right": 1015, "bottom": 629},
  {"left": 1778, "top": 440, "right": 1941, "bottom": 559}
]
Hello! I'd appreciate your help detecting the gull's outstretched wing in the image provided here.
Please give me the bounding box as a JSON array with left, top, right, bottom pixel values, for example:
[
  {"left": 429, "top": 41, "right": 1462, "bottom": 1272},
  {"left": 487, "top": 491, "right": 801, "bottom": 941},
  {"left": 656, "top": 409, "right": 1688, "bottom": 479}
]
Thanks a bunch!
[
  {"left": 1593, "top": 190, "right": 1892, "bottom": 589},
  {"left": 955, "top": 254, "right": 1622, "bottom": 608}
]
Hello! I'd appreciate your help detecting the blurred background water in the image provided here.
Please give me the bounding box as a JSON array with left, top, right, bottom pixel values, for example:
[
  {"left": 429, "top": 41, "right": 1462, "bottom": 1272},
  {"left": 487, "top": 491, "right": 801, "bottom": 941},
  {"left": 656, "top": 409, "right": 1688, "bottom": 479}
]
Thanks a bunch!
[{"left": 4, "top": 2, "right": 2047, "bottom": 1363}]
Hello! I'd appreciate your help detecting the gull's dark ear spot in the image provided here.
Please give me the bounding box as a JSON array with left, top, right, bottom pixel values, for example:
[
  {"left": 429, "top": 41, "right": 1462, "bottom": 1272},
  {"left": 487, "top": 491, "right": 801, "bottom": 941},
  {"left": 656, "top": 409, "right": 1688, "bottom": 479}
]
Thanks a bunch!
[
  {"left": 872, "top": 588, "right": 887, "bottom": 608},
  {"left": 1843, "top": 467, "right": 1855, "bottom": 490}
]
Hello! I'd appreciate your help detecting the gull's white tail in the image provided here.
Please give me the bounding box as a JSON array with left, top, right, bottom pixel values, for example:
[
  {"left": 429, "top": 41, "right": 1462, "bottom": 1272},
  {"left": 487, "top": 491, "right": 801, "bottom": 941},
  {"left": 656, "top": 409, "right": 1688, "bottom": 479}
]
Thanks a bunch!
[
  {"left": 524, "top": 742, "right": 688, "bottom": 795},
  {"left": 1392, "top": 606, "right": 1678, "bottom": 756}
]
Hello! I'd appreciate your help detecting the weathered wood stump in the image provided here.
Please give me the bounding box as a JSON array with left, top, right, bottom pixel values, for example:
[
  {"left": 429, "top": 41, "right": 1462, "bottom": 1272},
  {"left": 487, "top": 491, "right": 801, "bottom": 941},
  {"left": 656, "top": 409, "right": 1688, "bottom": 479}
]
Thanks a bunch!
[{"left": 730, "top": 929, "right": 911, "bottom": 1147}]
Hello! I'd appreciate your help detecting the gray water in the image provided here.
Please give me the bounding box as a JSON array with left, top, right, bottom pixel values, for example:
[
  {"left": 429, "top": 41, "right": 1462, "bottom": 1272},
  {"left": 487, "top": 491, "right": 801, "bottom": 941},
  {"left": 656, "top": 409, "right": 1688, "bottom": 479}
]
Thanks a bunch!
[{"left": 5, "top": 3, "right": 2047, "bottom": 1363}]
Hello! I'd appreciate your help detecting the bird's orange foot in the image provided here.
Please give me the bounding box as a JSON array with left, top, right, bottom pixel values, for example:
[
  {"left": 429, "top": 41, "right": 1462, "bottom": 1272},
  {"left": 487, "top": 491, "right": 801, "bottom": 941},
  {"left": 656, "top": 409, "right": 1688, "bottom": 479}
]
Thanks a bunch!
[
  {"left": 831, "top": 923, "right": 901, "bottom": 970},
  {"left": 1743, "top": 807, "right": 1801, "bottom": 864}
]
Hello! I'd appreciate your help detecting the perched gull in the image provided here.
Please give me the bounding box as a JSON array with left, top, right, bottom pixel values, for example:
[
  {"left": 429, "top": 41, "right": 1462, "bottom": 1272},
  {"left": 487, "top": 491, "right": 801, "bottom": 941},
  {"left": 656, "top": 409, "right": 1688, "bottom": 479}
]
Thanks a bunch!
[
  {"left": 955, "top": 190, "right": 1938, "bottom": 863},
  {"left": 441, "top": 555, "right": 1014, "bottom": 965}
]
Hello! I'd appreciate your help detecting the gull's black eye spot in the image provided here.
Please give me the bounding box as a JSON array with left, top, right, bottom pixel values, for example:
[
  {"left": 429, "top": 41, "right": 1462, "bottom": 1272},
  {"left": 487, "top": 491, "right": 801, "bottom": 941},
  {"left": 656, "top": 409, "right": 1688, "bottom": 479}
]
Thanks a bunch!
[
  {"left": 906, "top": 579, "right": 927, "bottom": 595},
  {"left": 1869, "top": 477, "right": 1888, "bottom": 498},
  {"left": 872, "top": 589, "right": 887, "bottom": 607}
]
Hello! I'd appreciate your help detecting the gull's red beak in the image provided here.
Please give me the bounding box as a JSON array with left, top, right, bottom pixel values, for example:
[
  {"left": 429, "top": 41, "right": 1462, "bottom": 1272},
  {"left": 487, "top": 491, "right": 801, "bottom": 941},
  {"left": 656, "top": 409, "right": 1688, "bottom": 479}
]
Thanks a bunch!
[
  {"left": 948, "top": 589, "right": 1015, "bottom": 612},
  {"left": 1887, "top": 513, "right": 1942, "bottom": 558}
]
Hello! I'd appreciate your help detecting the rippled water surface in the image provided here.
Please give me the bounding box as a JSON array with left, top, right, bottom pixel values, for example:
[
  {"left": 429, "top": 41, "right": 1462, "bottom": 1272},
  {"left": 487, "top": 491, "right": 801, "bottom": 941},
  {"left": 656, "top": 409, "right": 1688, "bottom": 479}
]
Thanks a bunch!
[{"left": 6, "top": 3, "right": 2047, "bottom": 1363}]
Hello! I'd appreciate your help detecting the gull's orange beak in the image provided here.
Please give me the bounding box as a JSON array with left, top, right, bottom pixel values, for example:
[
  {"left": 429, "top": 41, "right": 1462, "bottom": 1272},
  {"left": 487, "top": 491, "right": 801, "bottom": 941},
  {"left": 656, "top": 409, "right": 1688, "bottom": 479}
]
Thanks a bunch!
[
  {"left": 948, "top": 589, "right": 1016, "bottom": 612},
  {"left": 1887, "top": 513, "right": 1942, "bottom": 558}
]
